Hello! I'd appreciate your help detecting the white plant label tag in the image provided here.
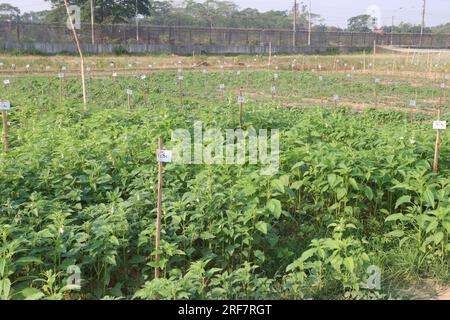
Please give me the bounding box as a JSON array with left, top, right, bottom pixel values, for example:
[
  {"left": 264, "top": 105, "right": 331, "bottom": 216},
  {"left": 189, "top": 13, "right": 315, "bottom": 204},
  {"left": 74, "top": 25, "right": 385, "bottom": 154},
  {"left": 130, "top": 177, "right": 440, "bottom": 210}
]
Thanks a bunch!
[
  {"left": 26, "top": 64, "right": 30, "bottom": 69},
  {"left": 128, "top": 64, "right": 132, "bottom": 68},
  {"left": 375, "top": 78, "right": 380, "bottom": 83},
  {"left": 440, "top": 83, "right": 445, "bottom": 89},
  {"left": 178, "top": 75, "right": 184, "bottom": 81},
  {"left": 112, "top": 72, "right": 118, "bottom": 77},
  {"left": 58, "top": 73, "right": 65, "bottom": 78},
  {"left": 271, "top": 86, "right": 276, "bottom": 93},
  {"left": 127, "top": 89, "right": 133, "bottom": 95},
  {"left": 3, "top": 79, "right": 10, "bottom": 85},
  {"left": 238, "top": 96, "right": 245, "bottom": 103},
  {"left": 274, "top": 73, "right": 279, "bottom": 79},
  {"left": 156, "top": 150, "right": 172, "bottom": 163},
  {"left": 409, "top": 100, "right": 416, "bottom": 107},
  {"left": 319, "top": 76, "right": 323, "bottom": 81},
  {"left": 433, "top": 121, "right": 447, "bottom": 130},
  {"left": 220, "top": 84, "right": 225, "bottom": 90},
  {"left": 141, "top": 75, "right": 147, "bottom": 80},
  {"left": 237, "top": 71, "right": 241, "bottom": 76},
  {"left": 61, "top": 66, "right": 66, "bottom": 71},
  {"left": 333, "top": 95, "right": 339, "bottom": 101},
  {"left": 0, "top": 101, "right": 10, "bottom": 110}
]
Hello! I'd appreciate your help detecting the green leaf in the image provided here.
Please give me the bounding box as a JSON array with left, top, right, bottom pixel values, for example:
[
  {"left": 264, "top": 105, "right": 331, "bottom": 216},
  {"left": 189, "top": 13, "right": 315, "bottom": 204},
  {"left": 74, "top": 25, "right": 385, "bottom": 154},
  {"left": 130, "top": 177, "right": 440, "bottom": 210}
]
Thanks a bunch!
[
  {"left": 266, "top": 199, "right": 282, "bottom": 219},
  {"left": 15, "top": 257, "right": 43, "bottom": 266},
  {"left": 255, "top": 221, "right": 268, "bottom": 235},
  {"left": 386, "top": 230, "right": 404, "bottom": 238},
  {"left": 395, "top": 195, "right": 411, "bottom": 209},
  {"left": 385, "top": 213, "right": 405, "bottom": 222},
  {"left": 200, "top": 232, "right": 216, "bottom": 240},
  {"left": 327, "top": 174, "right": 338, "bottom": 188},
  {"left": 336, "top": 188, "right": 347, "bottom": 201},
  {"left": 343, "top": 257, "right": 354, "bottom": 273},
  {"left": 423, "top": 189, "right": 435, "bottom": 208},
  {"left": 363, "top": 186, "right": 374, "bottom": 201},
  {"left": 349, "top": 178, "right": 359, "bottom": 190},
  {"left": 254, "top": 250, "right": 265, "bottom": 262}
]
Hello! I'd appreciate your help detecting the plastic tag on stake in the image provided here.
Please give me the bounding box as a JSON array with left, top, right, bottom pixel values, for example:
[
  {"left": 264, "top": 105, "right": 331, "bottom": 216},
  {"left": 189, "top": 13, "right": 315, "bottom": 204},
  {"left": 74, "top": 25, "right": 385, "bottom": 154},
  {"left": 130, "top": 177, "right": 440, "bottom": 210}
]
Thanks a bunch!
[
  {"left": 433, "top": 121, "right": 447, "bottom": 130},
  {"left": 178, "top": 75, "right": 184, "bottom": 81},
  {"left": 157, "top": 150, "right": 172, "bottom": 163},
  {"left": 112, "top": 72, "right": 118, "bottom": 78},
  {"left": 26, "top": 64, "right": 30, "bottom": 69},
  {"left": 127, "top": 89, "right": 133, "bottom": 96},
  {"left": 440, "top": 83, "right": 445, "bottom": 89},
  {"left": 409, "top": 100, "right": 416, "bottom": 107},
  {"left": 3, "top": 79, "right": 10, "bottom": 86},
  {"left": 319, "top": 76, "right": 323, "bottom": 81},
  {"left": 141, "top": 75, "right": 147, "bottom": 80},
  {"left": 375, "top": 78, "right": 380, "bottom": 83},
  {"left": 238, "top": 96, "right": 245, "bottom": 103},
  {"left": 0, "top": 101, "right": 10, "bottom": 110},
  {"left": 274, "top": 73, "right": 279, "bottom": 79},
  {"left": 271, "top": 86, "right": 276, "bottom": 93},
  {"left": 61, "top": 66, "right": 66, "bottom": 71},
  {"left": 333, "top": 95, "right": 339, "bottom": 101},
  {"left": 220, "top": 84, "right": 225, "bottom": 90},
  {"left": 237, "top": 70, "right": 241, "bottom": 76}
]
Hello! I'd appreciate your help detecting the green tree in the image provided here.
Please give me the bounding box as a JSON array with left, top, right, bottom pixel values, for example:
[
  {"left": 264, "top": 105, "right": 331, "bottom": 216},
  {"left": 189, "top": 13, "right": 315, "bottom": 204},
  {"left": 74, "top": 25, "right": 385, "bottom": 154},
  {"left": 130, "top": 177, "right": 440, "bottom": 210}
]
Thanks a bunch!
[
  {"left": 0, "top": 3, "right": 20, "bottom": 21},
  {"left": 347, "top": 14, "right": 374, "bottom": 32}
]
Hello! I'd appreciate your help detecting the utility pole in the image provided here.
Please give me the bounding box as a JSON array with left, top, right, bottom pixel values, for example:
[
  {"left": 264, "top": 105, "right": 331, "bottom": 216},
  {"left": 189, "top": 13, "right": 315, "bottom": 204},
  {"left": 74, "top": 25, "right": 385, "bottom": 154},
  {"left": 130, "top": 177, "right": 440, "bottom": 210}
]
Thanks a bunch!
[
  {"left": 136, "top": 0, "right": 139, "bottom": 42},
  {"left": 308, "top": 0, "right": 312, "bottom": 46},
  {"left": 420, "top": 0, "right": 426, "bottom": 47},
  {"left": 293, "top": 0, "right": 297, "bottom": 47},
  {"left": 90, "top": 0, "right": 95, "bottom": 45},
  {"left": 391, "top": 15, "right": 394, "bottom": 46}
]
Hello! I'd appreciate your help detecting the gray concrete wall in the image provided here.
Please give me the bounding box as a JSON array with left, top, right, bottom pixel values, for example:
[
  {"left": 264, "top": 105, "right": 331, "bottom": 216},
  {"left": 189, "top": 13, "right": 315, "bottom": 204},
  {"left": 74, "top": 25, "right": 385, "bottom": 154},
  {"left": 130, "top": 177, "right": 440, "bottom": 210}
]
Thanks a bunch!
[{"left": 0, "top": 42, "right": 370, "bottom": 55}]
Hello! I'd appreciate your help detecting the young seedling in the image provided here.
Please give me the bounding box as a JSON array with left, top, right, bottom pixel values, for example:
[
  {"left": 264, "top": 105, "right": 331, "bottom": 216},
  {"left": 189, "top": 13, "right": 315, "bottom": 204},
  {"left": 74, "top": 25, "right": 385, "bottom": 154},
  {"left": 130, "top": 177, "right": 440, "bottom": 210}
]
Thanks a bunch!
[{"left": 0, "top": 101, "right": 10, "bottom": 152}]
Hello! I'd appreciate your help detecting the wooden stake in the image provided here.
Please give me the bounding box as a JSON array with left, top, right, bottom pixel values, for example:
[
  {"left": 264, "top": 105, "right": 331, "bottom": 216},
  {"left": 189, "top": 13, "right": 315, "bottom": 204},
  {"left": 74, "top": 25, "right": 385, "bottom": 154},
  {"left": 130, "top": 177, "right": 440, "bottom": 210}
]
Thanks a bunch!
[
  {"left": 363, "top": 50, "right": 366, "bottom": 73},
  {"left": 179, "top": 78, "right": 183, "bottom": 106},
  {"left": 239, "top": 87, "right": 244, "bottom": 128},
  {"left": 433, "top": 109, "right": 441, "bottom": 175},
  {"left": 63, "top": 0, "right": 87, "bottom": 111},
  {"left": 128, "top": 93, "right": 131, "bottom": 110},
  {"left": 1, "top": 110, "right": 8, "bottom": 152},
  {"left": 155, "top": 137, "right": 164, "bottom": 279}
]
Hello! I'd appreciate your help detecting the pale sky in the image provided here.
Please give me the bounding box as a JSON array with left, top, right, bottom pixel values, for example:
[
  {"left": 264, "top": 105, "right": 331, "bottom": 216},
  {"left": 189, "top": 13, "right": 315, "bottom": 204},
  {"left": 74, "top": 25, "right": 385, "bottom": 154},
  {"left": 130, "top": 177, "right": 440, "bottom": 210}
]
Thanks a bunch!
[{"left": 3, "top": 0, "right": 449, "bottom": 28}]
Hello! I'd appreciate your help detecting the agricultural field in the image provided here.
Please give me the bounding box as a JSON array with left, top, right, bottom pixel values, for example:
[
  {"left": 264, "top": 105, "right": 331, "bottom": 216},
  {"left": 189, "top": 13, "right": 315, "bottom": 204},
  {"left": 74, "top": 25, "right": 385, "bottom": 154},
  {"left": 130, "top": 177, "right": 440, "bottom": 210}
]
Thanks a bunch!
[{"left": 0, "top": 51, "right": 449, "bottom": 300}]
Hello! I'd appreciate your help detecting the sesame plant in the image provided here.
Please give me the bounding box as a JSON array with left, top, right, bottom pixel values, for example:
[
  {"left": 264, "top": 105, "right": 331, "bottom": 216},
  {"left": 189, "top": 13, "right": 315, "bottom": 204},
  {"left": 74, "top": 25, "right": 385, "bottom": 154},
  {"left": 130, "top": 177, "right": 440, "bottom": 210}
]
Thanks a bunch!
[{"left": 0, "top": 53, "right": 449, "bottom": 300}]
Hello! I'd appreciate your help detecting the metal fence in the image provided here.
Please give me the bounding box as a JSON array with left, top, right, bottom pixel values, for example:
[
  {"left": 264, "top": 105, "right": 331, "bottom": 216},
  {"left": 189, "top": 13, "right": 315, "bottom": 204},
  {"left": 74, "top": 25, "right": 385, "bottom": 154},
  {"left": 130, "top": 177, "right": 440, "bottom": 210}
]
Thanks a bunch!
[{"left": 1, "top": 21, "right": 449, "bottom": 49}]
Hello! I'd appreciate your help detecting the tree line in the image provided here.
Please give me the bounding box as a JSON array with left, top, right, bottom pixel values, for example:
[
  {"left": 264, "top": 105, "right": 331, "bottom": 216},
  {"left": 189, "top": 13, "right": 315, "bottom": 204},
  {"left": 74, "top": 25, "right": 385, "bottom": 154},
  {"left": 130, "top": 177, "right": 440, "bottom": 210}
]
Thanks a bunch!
[{"left": 0, "top": 1, "right": 448, "bottom": 33}]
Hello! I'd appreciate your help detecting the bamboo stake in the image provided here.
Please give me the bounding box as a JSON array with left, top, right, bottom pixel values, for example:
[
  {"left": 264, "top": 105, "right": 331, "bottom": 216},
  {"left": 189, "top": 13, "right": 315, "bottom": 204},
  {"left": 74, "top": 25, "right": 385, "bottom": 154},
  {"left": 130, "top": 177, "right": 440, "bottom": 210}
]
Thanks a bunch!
[
  {"left": 1, "top": 110, "right": 8, "bottom": 152},
  {"left": 155, "top": 137, "right": 164, "bottom": 279},
  {"left": 433, "top": 109, "right": 441, "bottom": 175},
  {"left": 63, "top": 0, "right": 87, "bottom": 111},
  {"left": 239, "top": 87, "right": 244, "bottom": 128}
]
